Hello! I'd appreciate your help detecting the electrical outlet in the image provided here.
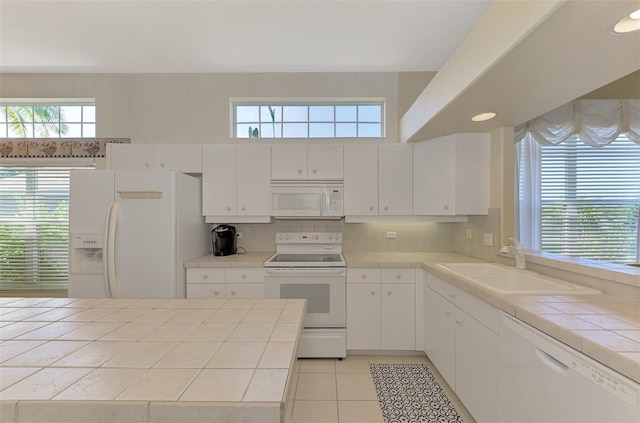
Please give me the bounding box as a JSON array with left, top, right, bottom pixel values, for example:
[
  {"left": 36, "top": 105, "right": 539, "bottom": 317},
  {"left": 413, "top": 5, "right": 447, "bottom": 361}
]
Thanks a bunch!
[
  {"left": 237, "top": 232, "right": 243, "bottom": 239},
  {"left": 386, "top": 231, "right": 397, "bottom": 239},
  {"left": 466, "top": 227, "right": 472, "bottom": 240},
  {"left": 483, "top": 233, "right": 493, "bottom": 246}
]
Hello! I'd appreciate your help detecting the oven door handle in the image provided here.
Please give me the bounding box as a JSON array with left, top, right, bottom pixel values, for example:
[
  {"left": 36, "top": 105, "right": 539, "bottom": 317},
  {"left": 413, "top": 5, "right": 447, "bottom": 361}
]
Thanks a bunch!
[{"left": 264, "top": 268, "right": 346, "bottom": 275}]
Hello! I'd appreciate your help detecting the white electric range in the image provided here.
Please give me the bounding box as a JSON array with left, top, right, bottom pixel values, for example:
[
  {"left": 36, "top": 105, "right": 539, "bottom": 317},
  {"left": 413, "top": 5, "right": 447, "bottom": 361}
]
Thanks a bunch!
[{"left": 264, "top": 232, "right": 346, "bottom": 358}]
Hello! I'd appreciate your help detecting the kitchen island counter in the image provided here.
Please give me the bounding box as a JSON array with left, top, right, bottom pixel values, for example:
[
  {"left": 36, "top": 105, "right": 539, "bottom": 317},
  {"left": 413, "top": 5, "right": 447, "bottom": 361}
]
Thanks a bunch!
[{"left": 0, "top": 297, "right": 304, "bottom": 423}]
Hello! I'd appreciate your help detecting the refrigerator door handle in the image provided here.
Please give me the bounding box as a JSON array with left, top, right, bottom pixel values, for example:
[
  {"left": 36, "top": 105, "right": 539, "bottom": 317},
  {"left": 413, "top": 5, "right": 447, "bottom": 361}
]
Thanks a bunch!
[
  {"left": 107, "top": 202, "right": 120, "bottom": 298},
  {"left": 102, "top": 203, "right": 114, "bottom": 298}
]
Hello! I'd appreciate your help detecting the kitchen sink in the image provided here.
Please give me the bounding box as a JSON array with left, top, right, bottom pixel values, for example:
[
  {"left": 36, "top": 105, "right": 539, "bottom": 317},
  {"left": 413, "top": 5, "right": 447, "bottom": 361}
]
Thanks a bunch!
[{"left": 435, "top": 262, "right": 601, "bottom": 295}]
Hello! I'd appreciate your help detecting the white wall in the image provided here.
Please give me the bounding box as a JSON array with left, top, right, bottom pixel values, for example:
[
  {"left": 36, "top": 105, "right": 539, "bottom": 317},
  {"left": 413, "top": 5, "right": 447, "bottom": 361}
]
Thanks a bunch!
[{"left": 0, "top": 72, "right": 400, "bottom": 144}]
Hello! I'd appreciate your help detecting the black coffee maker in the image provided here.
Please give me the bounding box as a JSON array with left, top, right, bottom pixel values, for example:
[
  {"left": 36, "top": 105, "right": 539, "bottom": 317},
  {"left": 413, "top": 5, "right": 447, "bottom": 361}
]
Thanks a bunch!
[{"left": 212, "top": 224, "right": 237, "bottom": 256}]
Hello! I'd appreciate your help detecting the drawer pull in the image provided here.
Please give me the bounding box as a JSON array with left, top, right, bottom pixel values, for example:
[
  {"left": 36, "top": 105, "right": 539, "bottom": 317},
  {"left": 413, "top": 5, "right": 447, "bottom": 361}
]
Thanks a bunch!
[
  {"left": 455, "top": 318, "right": 462, "bottom": 325},
  {"left": 298, "top": 169, "right": 303, "bottom": 174},
  {"left": 369, "top": 206, "right": 374, "bottom": 211},
  {"left": 160, "top": 162, "right": 166, "bottom": 168},
  {"left": 384, "top": 206, "right": 389, "bottom": 211},
  {"left": 387, "top": 291, "right": 392, "bottom": 295},
  {"left": 396, "top": 274, "right": 401, "bottom": 279},
  {"left": 312, "top": 169, "right": 317, "bottom": 174},
  {"left": 361, "top": 274, "right": 367, "bottom": 279},
  {"left": 202, "top": 274, "right": 208, "bottom": 279},
  {"left": 449, "top": 292, "right": 456, "bottom": 298},
  {"left": 226, "top": 206, "right": 231, "bottom": 211},
  {"left": 230, "top": 290, "right": 236, "bottom": 295},
  {"left": 242, "top": 274, "right": 247, "bottom": 279},
  {"left": 241, "top": 206, "right": 246, "bottom": 211},
  {"left": 214, "top": 290, "right": 220, "bottom": 295},
  {"left": 370, "top": 290, "right": 376, "bottom": 295},
  {"left": 444, "top": 310, "right": 451, "bottom": 316}
]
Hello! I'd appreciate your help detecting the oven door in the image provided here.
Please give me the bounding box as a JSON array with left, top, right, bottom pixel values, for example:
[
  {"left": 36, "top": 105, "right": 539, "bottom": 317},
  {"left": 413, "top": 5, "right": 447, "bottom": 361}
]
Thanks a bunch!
[{"left": 264, "top": 267, "right": 346, "bottom": 328}]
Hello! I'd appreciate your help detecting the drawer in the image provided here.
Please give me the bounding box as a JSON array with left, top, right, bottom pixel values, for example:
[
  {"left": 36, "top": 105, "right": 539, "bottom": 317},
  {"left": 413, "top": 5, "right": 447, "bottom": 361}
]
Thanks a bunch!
[
  {"left": 187, "top": 283, "right": 226, "bottom": 299},
  {"left": 428, "top": 272, "right": 499, "bottom": 333},
  {"left": 186, "top": 268, "right": 225, "bottom": 284},
  {"left": 347, "top": 268, "right": 381, "bottom": 284},
  {"left": 226, "top": 268, "right": 264, "bottom": 283},
  {"left": 381, "top": 268, "right": 415, "bottom": 284},
  {"left": 226, "top": 283, "right": 264, "bottom": 299}
]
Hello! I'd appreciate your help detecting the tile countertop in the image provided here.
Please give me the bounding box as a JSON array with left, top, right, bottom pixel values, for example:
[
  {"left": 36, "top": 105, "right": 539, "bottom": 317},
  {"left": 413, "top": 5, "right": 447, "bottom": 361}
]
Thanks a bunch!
[
  {"left": 0, "top": 297, "right": 305, "bottom": 423},
  {"left": 184, "top": 252, "right": 274, "bottom": 268},
  {"left": 343, "top": 252, "right": 640, "bottom": 384}
]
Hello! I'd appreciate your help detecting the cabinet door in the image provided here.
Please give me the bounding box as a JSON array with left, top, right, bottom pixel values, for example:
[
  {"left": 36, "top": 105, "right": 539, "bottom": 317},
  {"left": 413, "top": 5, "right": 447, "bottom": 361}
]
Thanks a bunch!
[
  {"left": 308, "top": 145, "right": 343, "bottom": 180},
  {"left": 346, "top": 284, "right": 380, "bottom": 350},
  {"left": 455, "top": 133, "right": 490, "bottom": 215},
  {"left": 156, "top": 144, "right": 202, "bottom": 173},
  {"left": 226, "top": 283, "right": 264, "bottom": 299},
  {"left": 237, "top": 144, "right": 271, "bottom": 216},
  {"left": 380, "top": 283, "right": 415, "bottom": 350},
  {"left": 413, "top": 136, "right": 456, "bottom": 215},
  {"left": 423, "top": 288, "right": 455, "bottom": 388},
  {"left": 344, "top": 145, "right": 378, "bottom": 215},
  {"left": 379, "top": 144, "right": 413, "bottom": 215},
  {"left": 202, "top": 145, "right": 237, "bottom": 216},
  {"left": 187, "top": 283, "right": 226, "bottom": 299},
  {"left": 107, "top": 144, "right": 156, "bottom": 170},
  {"left": 271, "top": 145, "right": 307, "bottom": 179},
  {"left": 455, "top": 309, "right": 498, "bottom": 423}
]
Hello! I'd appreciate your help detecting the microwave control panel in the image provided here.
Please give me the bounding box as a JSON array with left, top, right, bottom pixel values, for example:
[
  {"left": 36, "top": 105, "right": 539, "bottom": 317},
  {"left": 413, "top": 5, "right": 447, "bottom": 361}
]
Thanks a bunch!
[{"left": 328, "top": 188, "right": 343, "bottom": 211}]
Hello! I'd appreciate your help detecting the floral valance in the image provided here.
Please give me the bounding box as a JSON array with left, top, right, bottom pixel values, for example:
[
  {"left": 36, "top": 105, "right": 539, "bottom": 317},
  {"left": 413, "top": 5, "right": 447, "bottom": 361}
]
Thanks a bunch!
[
  {"left": 0, "top": 138, "right": 130, "bottom": 159},
  {"left": 515, "top": 99, "right": 640, "bottom": 147}
]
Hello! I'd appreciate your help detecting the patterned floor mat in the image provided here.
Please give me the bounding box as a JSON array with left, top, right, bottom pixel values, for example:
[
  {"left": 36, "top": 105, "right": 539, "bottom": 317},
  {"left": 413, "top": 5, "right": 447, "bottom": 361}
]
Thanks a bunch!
[{"left": 370, "top": 363, "right": 464, "bottom": 423}]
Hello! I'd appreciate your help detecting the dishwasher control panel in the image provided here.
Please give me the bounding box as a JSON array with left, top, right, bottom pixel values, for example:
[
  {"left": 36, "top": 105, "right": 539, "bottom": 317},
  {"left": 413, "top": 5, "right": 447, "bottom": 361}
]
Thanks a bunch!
[{"left": 569, "top": 354, "right": 638, "bottom": 408}]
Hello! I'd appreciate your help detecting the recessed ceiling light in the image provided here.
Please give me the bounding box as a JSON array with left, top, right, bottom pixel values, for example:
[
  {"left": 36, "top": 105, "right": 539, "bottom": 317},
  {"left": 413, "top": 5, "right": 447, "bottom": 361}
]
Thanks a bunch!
[
  {"left": 612, "top": 8, "right": 640, "bottom": 34},
  {"left": 471, "top": 112, "right": 496, "bottom": 122}
]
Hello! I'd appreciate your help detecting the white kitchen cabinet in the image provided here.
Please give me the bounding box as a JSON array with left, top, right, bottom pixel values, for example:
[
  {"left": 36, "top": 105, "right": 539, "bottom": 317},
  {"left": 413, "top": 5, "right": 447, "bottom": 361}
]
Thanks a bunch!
[
  {"left": 236, "top": 144, "right": 271, "bottom": 216},
  {"left": 380, "top": 283, "right": 415, "bottom": 350},
  {"left": 344, "top": 145, "right": 378, "bottom": 216},
  {"left": 186, "top": 267, "right": 264, "bottom": 299},
  {"left": 378, "top": 144, "right": 413, "bottom": 215},
  {"left": 423, "top": 271, "right": 498, "bottom": 423},
  {"left": 347, "top": 267, "right": 415, "bottom": 351},
  {"left": 107, "top": 143, "right": 202, "bottom": 173},
  {"left": 202, "top": 144, "right": 271, "bottom": 222},
  {"left": 202, "top": 144, "right": 237, "bottom": 217},
  {"left": 346, "top": 283, "right": 381, "bottom": 350},
  {"left": 413, "top": 133, "right": 490, "bottom": 216},
  {"left": 271, "top": 144, "right": 343, "bottom": 180}
]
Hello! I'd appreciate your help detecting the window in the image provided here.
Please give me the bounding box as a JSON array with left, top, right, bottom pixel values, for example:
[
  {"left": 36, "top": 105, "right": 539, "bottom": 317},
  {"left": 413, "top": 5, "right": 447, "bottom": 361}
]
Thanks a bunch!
[
  {"left": 0, "top": 99, "right": 96, "bottom": 291},
  {"left": 0, "top": 100, "right": 96, "bottom": 138},
  {"left": 519, "top": 135, "right": 640, "bottom": 264},
  {"left": 233, "top": 100, "right": 384, "bottom": 138}
]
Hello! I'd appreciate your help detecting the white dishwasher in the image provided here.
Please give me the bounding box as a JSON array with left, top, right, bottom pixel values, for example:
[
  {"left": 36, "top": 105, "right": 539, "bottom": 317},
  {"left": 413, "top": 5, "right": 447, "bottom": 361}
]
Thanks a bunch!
[{"left": 499, "top": 312, "right": 639, "bottom": 423}]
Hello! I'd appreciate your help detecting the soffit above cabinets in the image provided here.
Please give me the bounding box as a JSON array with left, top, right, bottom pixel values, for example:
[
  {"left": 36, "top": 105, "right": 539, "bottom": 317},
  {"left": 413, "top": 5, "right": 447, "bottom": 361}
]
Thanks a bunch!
[{"left": 401, "top": 0, "right": 640, "bottom": 142}]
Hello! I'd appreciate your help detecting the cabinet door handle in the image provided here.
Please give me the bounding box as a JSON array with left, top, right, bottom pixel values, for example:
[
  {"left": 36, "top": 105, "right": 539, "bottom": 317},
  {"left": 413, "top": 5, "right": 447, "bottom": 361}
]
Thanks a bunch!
[
  {"left": 384, "top": 206, "right": 389, "bottom": 211},
  {"left": 230, "top": 290, "right": 236, "bottom": 295},
  {"left": 369, "top": 206, "right": 374, "bottom": 211},
  {"left": 312, "top": 169, "right": 317, "bottom": 174},
  {"left": 449, "top": 292, "right": 456, "bottom": 298},
  {"left": 444, "top": 310, "right": 451, "bottom": 316},
  {"left": 144, "top": 162, "right": 150, "bottom": 167},
  {"left": 298, "top": 169, "right": 303, "bottom": 174},
  {"left": 214, "top": 290, "right": 220, "bottom": 296},
  {"left": 160, "top": 162, "right": 166, "bottom": 168},
  {"left": 444, "top": 205, "right": 450, "bottom": 210},
  {"left": 202, "top": 274, "right": 208, "bottom": 279},
  {"left": 387, "top": 291, "right": 392, "bottom": 295},
  {"left": 455, "top": 318, "right": 462, "bottom": 325},
  {"left": 226, "top": 206, "right": 231, "bottom": 211},
  {"left": 242, "top": 274, "right": 247, "bottom": 279},
  {"left": 370, "top": 290, "right": 376, "bottom": 295},
  {"left": 241, "top": 206, "right": 246, "bottom": 211},
  {"left": 396, "top": 274, "right": 401, "bottom": 279},
  {"left": 361, "top": 274, "right": 367, "bottom": 279}
]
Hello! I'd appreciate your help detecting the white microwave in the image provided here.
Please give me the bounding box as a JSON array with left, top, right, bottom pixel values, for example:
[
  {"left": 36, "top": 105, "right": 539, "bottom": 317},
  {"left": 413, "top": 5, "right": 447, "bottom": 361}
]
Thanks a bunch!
[{"left": 271, "top": 182, "right": 344, "bottom": 218}]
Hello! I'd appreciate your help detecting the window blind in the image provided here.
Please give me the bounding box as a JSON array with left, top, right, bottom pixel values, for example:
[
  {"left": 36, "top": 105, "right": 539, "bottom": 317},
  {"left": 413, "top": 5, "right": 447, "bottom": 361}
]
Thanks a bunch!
[
  {"left": 539, "top": 135, "right": 640, "bottom": 264},
  {"left": 0, "top": 166, "right": 91, "bottom": 290}
]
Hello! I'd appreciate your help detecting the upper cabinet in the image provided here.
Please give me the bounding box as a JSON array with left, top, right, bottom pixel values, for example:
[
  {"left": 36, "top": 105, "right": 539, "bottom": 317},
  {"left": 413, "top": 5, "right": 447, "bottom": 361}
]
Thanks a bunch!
[
  {"left": 344, "top": 144, "right": 378, "bottom": 216},
  {"left": 413, "top": 133, "right": 490, "bottom": 216},
  {"left": 202, "top": 144, "right": 271, "bottom": 223},
  {"left": 271, "top": 144, "right": 343, "bottom": 180},
  {"left": 106, "top": 143, "right": 203, "bottom": 173},
  {"left": 379, "top": 144, "right": 413, "bottom": 216}
]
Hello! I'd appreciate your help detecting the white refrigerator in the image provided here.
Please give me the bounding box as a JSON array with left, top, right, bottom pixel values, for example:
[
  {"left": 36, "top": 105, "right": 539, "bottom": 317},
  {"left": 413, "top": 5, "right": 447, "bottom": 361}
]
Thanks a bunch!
[{"left": 68, "top": 170, "right": 209, "bottom": 298}]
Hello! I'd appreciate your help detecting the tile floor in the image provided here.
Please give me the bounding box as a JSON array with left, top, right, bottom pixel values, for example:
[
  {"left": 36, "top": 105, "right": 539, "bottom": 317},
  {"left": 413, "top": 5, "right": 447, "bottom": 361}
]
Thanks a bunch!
[{"left": 290, "top": 354, "right": 476, "bottom": 423}]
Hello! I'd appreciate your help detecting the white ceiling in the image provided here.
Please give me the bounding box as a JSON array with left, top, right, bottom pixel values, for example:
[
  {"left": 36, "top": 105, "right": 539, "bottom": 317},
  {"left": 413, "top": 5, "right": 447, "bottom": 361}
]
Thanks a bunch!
[{"left": 0, "top": 0, "right": 492, "bottom": 73}]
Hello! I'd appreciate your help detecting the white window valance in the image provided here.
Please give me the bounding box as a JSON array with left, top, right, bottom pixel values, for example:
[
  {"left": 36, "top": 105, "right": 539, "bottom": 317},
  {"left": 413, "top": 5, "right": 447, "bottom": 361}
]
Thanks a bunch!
[{"left": 515, "top": 99, "right": 640, "bottom": 147}]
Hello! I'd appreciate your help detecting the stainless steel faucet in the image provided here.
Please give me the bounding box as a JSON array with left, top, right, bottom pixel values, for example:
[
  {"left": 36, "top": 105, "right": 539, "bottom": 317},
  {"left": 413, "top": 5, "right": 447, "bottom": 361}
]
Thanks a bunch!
[{"left": 500, "top": 237, "right": 526, "bottom": 269}]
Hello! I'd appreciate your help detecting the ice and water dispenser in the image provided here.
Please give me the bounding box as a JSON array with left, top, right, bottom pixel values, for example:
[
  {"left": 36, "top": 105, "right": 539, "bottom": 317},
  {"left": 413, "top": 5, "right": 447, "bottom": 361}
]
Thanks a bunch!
[{"left": 69, "top": 233, "right": 104, "bottom": 273}]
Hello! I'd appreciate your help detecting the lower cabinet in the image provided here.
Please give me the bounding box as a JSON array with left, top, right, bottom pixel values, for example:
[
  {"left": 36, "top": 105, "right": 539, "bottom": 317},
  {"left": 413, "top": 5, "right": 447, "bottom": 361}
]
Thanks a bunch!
[
  {"left": 186, "top": 267, "right": 264, "bottom": 299},
  {"left": 347, "top": 268, "right": 416, "bottom": 351},
  {"left": 423, "top": 272, "right": 498, "bottom": 423}
]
